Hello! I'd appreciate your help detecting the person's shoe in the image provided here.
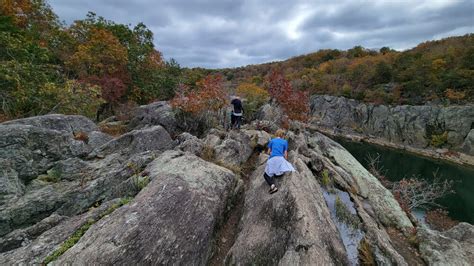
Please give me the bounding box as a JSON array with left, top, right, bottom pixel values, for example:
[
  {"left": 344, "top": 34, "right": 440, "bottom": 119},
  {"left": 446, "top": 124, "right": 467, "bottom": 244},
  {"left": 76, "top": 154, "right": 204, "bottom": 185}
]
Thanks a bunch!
[{"left": 269, "top": 186, "right": 278, "bottom": 194}]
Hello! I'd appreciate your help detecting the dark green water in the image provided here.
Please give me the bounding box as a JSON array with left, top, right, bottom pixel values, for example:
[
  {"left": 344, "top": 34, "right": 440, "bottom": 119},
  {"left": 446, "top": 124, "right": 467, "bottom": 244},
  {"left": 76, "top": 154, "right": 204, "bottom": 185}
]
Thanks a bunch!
[{"left": 336, "top": 138, "right": 474, "bottom": 224}]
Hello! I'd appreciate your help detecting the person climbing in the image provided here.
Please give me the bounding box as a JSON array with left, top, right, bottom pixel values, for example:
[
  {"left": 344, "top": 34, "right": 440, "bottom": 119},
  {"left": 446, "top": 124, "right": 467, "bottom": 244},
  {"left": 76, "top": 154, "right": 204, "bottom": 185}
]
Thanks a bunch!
[
  {"left": 230, "top": 96, "right": 243, "bottom": 129},
  {"left": 264, "top": 129, "right": 295, "bottom": 194}
]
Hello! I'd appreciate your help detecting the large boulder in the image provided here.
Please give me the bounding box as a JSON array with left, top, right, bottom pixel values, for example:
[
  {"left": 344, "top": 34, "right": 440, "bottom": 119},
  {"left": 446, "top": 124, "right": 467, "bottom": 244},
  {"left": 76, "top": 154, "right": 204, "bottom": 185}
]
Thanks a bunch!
[
  {"left": 213, "top": 131, "right": 254, "bottom": 168},
  {"left": 0, "top": 199, "right": 122, "bottom": 264},
  {"left": 89, "top": 125, "right": 174, "bottom": 158},
  {"left": 307, "top": 132, "right": 413, "bottom": 229},
  {"left": 0, "top": 122, "right": 174, "bottom": 238},
  {"left": 418, "top": 222, "right": 474, "bottom": 265},
  {"left": 55, "top": 151, "right": 238, "bottom": 265},
  {"left": 1, "top": 114, "right": 98, "bottom": 133},
  {"left": 128, "top": 101, "right": 179, "bottom": 136},
  {"left": 226, "top": 152, "right": 348, "bottom": 265},
  {"left": 175, "top": 132, "right": 204, "bottom": 156},
  {"left": 0, "top": 124, "right": 88, "bottom": 183}
]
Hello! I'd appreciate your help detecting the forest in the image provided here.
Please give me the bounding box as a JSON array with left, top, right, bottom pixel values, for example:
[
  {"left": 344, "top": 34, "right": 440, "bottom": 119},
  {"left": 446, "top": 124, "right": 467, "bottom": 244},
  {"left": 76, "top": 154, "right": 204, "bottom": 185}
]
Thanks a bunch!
[{"left": 1, "top": 0, "right": 473, "bottom": 123}]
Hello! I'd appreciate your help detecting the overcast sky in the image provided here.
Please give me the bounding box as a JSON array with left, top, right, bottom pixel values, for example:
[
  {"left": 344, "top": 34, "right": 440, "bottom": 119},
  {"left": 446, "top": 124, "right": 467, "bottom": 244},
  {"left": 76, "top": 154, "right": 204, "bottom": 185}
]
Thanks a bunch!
[{"left": 49, "top": 0, "right": 474, "bottom": 68}]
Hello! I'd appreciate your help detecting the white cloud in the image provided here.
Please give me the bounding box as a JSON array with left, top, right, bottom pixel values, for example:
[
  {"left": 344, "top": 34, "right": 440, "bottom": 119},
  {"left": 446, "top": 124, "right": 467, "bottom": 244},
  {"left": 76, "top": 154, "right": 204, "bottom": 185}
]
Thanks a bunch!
[{"left": 49, "top": 0, "right": 474, "bottom": 68}]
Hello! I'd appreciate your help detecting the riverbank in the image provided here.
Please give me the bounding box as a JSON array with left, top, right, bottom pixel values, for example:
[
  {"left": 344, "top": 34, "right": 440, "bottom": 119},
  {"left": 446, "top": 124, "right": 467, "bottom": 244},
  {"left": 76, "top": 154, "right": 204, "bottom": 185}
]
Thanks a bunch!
[{"left": 308, "top": 125, "right": 474, "bottom": 168}]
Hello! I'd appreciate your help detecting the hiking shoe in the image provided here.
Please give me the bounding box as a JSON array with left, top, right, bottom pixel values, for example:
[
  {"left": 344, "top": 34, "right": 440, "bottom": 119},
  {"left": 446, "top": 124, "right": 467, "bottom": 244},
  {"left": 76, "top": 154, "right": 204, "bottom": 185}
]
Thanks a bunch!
[{"left": 269, "top": 186, "right": 278, "bottom": 194}]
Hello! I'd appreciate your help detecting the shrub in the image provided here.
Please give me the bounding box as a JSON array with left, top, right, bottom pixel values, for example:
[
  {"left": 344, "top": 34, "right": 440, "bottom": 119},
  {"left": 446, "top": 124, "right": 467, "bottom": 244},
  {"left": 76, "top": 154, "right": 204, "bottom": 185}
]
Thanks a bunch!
[
  {"left": 171, "top": 75, "right": 228, "bottom": 134},
  {"left": 335, "top": 196, "right": 361, "bottom": 229},
  {"left": 431, "top": 131, "right": 448, "bottom": 147},
  {"left": 266, "top": 70, "right": 310, "bottom": 122},
  {"left": 38, "top": 169, "right": 61, "bottom": 183},
  {"left": 425, "top": 209, "right": 459, "bottom": 231},
  {"left": 321, "top": 169, "right": 331, "bottom": 187}
]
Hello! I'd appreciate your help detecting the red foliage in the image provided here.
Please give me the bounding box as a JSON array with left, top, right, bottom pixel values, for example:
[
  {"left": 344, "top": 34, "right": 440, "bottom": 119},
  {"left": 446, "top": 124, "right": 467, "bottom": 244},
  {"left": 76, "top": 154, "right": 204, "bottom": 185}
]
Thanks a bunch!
[
  {"left": 80, "top": 70, "right": 130, "bottom": 103},
  {"left": 267, "top": 70, "right": 310, "bottom": 121},
  {"left": 425, "top": 209, "right": 459, "bottom": 231},
  {"left": 171, "top": 74, "right": 227, "bottom": 114}
]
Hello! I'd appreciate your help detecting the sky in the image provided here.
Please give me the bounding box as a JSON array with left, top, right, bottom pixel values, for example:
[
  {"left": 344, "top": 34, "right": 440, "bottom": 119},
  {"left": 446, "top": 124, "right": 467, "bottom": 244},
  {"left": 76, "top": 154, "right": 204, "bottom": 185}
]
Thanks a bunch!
[{"left": 49, "top": 0, "right": 474, "bottom": 68}]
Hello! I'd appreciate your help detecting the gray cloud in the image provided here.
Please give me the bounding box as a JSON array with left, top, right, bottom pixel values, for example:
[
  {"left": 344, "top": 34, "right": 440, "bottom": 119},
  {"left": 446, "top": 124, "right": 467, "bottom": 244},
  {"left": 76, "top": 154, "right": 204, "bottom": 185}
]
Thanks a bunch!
[{"left": 49, "top": 0, "right": 474, "bottom": 68}]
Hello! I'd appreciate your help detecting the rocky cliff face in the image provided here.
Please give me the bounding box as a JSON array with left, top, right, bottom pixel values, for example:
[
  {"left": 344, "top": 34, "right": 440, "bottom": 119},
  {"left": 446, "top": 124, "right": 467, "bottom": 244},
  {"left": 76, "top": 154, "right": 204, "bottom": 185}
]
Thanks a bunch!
[
  {"left": 1, "top": 102, "right": 472, "bottom": 265},
  {"left": 310, "top": 95, "right": 474, "bottom": 155}
]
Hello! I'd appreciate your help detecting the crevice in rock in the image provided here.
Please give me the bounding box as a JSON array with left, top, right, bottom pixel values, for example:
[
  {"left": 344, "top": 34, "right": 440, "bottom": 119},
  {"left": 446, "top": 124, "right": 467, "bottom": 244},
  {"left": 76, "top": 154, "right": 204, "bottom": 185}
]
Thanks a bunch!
[{"left": 208, "top": 148, "right": 261, "bottom": 266}]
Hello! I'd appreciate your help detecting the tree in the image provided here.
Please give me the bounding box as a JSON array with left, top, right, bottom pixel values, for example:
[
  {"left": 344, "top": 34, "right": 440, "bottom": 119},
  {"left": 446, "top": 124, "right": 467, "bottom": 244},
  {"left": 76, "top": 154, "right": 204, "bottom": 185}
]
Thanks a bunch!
[
  {"left": 66, "top": 28, "right": 128, "bottom": 77},
  {"left": 267, "top": 70, "right": 310, "bottom": 122}
]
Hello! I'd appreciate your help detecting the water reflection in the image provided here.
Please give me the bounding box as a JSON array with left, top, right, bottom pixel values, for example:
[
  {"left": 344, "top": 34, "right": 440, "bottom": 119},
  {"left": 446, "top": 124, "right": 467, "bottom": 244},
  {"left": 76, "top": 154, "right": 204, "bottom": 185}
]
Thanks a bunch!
[{"left": 336, "top": 138, "right": 474, "bottom": 224}]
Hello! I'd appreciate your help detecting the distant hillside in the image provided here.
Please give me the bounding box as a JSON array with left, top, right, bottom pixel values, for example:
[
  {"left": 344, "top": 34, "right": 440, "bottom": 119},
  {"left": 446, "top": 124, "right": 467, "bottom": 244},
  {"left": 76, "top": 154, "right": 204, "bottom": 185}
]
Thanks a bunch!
[{"left": 213, "top": 34, "right": 474, "bottom": 105}]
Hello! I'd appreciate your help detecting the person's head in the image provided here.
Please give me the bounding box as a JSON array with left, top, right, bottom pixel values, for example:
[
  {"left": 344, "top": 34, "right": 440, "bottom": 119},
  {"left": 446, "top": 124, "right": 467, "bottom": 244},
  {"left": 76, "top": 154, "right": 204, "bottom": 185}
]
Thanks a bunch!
[{"left": 275, "top": 129, "right": 285, "bottom": 138}]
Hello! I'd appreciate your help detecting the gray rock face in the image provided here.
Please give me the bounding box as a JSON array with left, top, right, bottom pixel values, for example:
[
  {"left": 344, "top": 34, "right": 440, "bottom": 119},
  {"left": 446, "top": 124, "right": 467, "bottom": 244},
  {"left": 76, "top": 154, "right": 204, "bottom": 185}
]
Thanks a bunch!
[
  {"left": 226, "top": 152, "right": 348, "bottom": 265},
  {"left": 128, "top": 101, "right": 179, "bottom": 136},
  {"left": 307, "top": 132, "right": 413, "bottom": 229},
  {"left": 214, "top": 131, "right": 254, "bottom": 168},
  {"left": 0, "top": 199, "right": 122, "bottom": 264},
  {"left": 89, "top": 125, "right": 173, "bottom": 158},
  {"left": 462, "top": 129, "right": 474, "bottom": 155},
  {"left": 311, "top": 95, "right": 474, "bottom": 153},
  {"left": 418, "top": 222, "right": 474, "bottom": 265},
  {"left": 1, "top": 114, "right": 98, "bottom": 133},
  {"left": 55, "top": 151, "right": 238, "bottom": 265},
  {"left": 0, "top": 116, "right": 175, "bottom": 238},
  {"left": 175, "top": 132, "right": 204, "bottom": 156}
]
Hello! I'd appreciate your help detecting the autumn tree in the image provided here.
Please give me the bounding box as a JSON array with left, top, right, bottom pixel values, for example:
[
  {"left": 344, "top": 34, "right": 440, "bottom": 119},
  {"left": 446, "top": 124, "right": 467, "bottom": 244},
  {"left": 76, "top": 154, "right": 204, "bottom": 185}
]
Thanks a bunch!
[{"left": 266, "top": 70, "right": 310, "bottom": 122}]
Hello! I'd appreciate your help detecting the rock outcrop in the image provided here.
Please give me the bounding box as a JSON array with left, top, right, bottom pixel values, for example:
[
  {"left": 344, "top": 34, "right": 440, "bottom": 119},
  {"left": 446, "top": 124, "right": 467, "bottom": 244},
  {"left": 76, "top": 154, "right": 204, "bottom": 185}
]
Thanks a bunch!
[
  {"left": 311, "top": 95, "right": 474, "bottom": 155},
  {"left": 0, "top": 115, "right": 175, "bottom": 240},
  {"left": 56, "top": 151, "right": 238, "bottom": 265},
  {"left": 128, "top": 101, "right": 179, "bottom": 136},
  {"left": 418, "top": 222, "right": 474, "bottom": 265},
  {"left": 1, "top": 103, "right": 472, "bottom": 265},
  {"left": 226, "top": 152, "right": 349, "bottom": 265}
]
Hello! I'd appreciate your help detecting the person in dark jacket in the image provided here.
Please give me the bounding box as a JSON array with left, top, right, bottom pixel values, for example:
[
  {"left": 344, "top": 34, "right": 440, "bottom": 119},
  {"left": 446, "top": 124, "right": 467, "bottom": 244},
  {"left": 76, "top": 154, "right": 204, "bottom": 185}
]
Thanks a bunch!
[{"left": 230, "top": 96, "right": 243, "bottom": 129}]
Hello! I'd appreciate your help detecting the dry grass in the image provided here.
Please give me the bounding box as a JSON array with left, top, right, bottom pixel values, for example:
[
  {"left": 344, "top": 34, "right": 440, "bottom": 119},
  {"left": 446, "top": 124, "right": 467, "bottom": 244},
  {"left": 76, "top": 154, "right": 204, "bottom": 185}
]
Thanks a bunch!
[
  {"left": 358, "top": 238, "right": 375, "bottom": 266},
  {"left": 99, "top": 123, "right": 128, "bottom": 137},
  {"left": 215, "top": 160, "right": 242, "bottom": 175},
  {"left": 74, "top": 131, "right": 89, "bottom": 143},
  {"left": 200, "top": 145, "right": 215, "bottom": 161},
  {"left": 426, "top": 209, "right": 459, "bottom": 231}
]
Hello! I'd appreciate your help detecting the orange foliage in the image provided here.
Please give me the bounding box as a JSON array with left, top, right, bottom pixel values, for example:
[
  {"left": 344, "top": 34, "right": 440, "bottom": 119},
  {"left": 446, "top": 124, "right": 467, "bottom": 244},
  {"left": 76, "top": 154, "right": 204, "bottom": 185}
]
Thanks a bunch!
[
  {"left": 66, "top": 28, "right": 128, "bottom": 77},
  {"left": 267, "top": 70, "right": 310, "bottom": 122},
  {"left": 0, "top": 0, "right": 32, "bottom": 27},
  {"left": 445, "top": 88, "right": 466, "bottom": 103},
  {"left": 171, "top": 74, "right": 227, "bottom": 114}
]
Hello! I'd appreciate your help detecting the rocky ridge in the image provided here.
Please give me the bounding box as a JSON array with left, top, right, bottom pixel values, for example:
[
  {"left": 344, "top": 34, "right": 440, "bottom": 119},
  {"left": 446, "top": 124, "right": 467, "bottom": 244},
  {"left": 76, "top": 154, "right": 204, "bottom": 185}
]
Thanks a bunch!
[{"left": 0, "top": 102, "right": 473, "bottom": 265}]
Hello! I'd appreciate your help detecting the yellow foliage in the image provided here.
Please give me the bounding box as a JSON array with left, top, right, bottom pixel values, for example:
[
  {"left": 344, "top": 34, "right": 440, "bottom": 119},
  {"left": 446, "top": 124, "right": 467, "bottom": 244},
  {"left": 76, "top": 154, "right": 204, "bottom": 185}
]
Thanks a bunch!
[
  {"left": 236, "top": 82, "right": 270, "bottom": 102},
  {"left": 236, "top": 82, "right": 270, "bottom": 119}
]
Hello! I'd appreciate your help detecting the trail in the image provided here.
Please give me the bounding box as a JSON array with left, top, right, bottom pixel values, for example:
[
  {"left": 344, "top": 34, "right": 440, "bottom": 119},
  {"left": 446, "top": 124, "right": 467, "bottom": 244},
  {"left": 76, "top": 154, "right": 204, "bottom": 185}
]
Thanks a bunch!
[{"left": 208, "top": 149, "right": 260, "bottom": 265}]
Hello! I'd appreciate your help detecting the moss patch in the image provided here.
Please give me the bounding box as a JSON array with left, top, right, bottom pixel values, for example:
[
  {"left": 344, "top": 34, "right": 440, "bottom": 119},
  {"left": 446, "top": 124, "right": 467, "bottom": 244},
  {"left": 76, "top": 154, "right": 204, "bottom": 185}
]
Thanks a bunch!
[{"left": 42, "top": 197, "right": 132, "bottom": 264}]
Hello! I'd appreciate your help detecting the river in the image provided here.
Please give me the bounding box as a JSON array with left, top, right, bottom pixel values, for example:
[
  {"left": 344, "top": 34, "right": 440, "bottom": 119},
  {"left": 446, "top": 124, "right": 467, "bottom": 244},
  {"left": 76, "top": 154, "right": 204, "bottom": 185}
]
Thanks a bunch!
[{"left": 336, "top": 138, "right": 474, "bottom": 224}]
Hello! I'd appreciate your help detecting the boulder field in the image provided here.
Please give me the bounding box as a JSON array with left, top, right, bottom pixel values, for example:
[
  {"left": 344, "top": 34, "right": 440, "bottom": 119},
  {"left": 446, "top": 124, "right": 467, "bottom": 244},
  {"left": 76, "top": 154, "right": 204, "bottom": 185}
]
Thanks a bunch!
[{"left": 0, "top": 102, "right": 472, "bottom": 265}]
